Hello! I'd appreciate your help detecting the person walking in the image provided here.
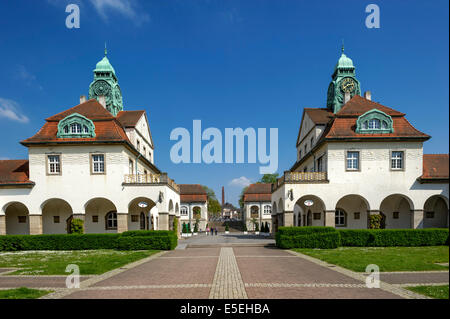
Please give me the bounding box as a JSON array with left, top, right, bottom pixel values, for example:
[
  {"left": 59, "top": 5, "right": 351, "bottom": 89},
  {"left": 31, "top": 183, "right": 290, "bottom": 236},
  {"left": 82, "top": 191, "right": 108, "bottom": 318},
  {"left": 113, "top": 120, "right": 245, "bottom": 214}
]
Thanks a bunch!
[
  {"left": 210, "top": 227, "right": 214, "bottom": 236},
  {"left": 215, "top": 228, "right": 218, "bottom": 236}
]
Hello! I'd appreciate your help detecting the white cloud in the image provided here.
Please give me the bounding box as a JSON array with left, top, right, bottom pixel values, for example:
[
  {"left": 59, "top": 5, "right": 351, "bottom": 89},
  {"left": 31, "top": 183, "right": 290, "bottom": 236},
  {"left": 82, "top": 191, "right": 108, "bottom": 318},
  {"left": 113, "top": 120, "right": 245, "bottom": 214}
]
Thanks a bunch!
[
  {"left": 0, "top": 98, "right": 30, "bottom": 124},
  {"left": 229, "top": 176, "right": 252, "bottom": 188},
  {"left": 0, "top": 157, "right": 10, "bottom": 160},
  {"left": 15, "top": 65, "right": 43, "bottom": 90},
  {"left": 89, "top": 0, "right": 150, "bottom": 25}
]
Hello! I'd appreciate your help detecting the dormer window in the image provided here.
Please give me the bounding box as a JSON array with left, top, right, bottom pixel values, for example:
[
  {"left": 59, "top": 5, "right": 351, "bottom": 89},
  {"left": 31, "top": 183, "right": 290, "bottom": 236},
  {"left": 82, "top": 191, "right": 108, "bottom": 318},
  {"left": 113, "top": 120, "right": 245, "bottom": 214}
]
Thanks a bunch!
[
  {"left": 57, "top": 113, "right": 96, "bottom": 138},
  {"left": 356, "top": 109, "right": 394, "bottom": 134}
]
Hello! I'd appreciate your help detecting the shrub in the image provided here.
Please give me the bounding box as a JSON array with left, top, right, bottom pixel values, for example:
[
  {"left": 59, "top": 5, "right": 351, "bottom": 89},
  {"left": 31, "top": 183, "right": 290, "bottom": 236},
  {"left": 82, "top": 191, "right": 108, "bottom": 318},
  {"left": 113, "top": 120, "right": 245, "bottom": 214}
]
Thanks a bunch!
[
  {"left": 173, "top": 217, "right": 179, "bottom": 234},
  {"left": 369, "top": 215, "right": 383, "bottom": 229},
  {"left": 338, "top": 229, "right": 449, "bottom": 247},
  {"left": 255, "top": 222, "right": 259, "bottom": 232},
  {"left": 121, "top": 230, "right": 175, "bottom": 237},
  {"left": 117, "top": 235, "right": 177, "bottom": 250},
  {"left": 194, "top": 220, "right": 199, "bottom": 233},
  {"left": 225, "top": 224, "right": 229, "bottom": 231},
  {"left": 277, "top": 226, "right": 336, "bottom": 236},
  {"left": 276, "top": 231, "right": 341, "bottom": 249},
  {"left": 243, "top": 224, "right": 247, "bottom": 231},
  {"left": 266, "top": 222, "right": 270, "bottom": 233},
  {"left": 70, "top": 218, "right": 84, "bottom": 234}
]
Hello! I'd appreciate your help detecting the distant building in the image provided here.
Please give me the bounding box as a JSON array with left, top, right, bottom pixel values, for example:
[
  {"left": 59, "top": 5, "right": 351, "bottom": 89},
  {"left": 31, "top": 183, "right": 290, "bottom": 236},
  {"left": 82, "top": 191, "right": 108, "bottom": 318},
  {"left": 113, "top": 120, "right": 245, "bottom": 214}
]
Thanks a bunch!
[
  {"left": 243, "top": 184, "right": 272, "bottom": 231},
  {"left": 179, "top": 184, "right": 208, "bottom": 231},
  {"left": 222, "top": 202, "right": 240, "bottom": 220}
]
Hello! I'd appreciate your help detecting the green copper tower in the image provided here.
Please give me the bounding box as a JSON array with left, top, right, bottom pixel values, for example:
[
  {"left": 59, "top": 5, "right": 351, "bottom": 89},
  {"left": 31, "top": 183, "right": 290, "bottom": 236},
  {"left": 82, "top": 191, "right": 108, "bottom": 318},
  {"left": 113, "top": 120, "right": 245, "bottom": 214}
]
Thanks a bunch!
[
  {"left": 326, "top": 45, "right": 361, "bottom": 113},
  {"left": 89, "top": 46, "right": 123, "bottom": 116}
]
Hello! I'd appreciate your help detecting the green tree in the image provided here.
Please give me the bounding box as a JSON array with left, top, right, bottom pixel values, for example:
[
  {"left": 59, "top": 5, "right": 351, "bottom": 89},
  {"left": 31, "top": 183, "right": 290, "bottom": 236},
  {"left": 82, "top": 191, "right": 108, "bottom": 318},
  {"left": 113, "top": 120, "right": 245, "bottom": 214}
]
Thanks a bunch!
[
  {"left": 70, "top": 218, "right": 84, "bottom": 234},
  {"left": 208, "top": 198, "right": 222, "bottom": 216},
  {"left": 259, "top": 173, "right": 279, "bottom": 184},
  {"left": 238, "top": 186, "right": 249, "bottom": 209},
  {"left": 202, "top": 185, "right": 217, "bottom": 201}
]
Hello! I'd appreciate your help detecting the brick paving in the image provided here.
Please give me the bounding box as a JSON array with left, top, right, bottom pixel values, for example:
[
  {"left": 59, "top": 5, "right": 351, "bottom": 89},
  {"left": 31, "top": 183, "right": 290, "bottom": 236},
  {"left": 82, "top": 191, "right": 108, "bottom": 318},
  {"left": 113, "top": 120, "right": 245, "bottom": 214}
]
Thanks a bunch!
[{"left": 2, "top": 244, "right": 446, "bottom": 299}]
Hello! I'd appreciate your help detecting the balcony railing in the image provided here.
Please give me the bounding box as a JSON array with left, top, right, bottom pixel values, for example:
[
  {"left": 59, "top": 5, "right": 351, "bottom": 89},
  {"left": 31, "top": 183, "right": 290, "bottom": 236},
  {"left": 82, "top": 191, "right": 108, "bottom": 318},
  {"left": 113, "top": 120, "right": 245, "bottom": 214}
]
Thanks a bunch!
[
  {"left": 272, "top": 171, "right": 328, "bottom": 192},
  {"left": 123, "top": 173, "right": 180, "bottom": 193}
]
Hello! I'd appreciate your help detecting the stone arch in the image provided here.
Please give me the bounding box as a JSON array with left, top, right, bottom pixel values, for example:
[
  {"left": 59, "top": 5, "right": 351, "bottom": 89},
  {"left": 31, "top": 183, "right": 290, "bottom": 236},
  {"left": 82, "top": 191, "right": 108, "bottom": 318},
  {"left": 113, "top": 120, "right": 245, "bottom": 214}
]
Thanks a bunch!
[
  {"left": 175, "top": 203, "right": 179, "bottom": 214},
  {"left": 128, "top": 197, "right": 157, "bottom": 231},
  {"left": 423, "top": 195, "right": 449, "bottom": 228},
  {"left": 250, "top": 205, "right": 259, "bottom": 219},
  {"left": 379, "top": 194, "right": 414, "bottom": 229},
  {"left": 41, "top": 198, "right": 73, "bottom": 234},
  {"left": 168, "top": 199, "right": 174, "bottom": 213},
  {"left": 3, "top": 202, "right": 30, "bottom": 235},
  {"left": 84, "top": 197, "right": 118, "bottom": 233},
  {"left": 193, "top": 206, "right": 202, "bottom": 219},
  {"left": 295, "top": 195, "right": 326, "bottom": 227},
  {"left": 335, "top": 194, "right": 370, "bottom": 229}
]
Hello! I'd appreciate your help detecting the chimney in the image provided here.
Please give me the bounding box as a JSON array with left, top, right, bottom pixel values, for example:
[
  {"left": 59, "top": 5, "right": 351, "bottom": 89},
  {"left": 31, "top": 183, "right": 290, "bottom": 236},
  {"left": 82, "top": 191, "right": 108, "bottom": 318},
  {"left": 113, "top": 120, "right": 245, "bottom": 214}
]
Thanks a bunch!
[
  {"left": 344, "top": 92, "right": 351, "bottom": 104},
  {"left": 80, "top": 95, "right": 86, "bottom": 104},
  {"left": 98, "top": 95, "right": 106, "bottom": 108},
  {"left": 364, "top": 91, "right": 372, "bottom": 101}
]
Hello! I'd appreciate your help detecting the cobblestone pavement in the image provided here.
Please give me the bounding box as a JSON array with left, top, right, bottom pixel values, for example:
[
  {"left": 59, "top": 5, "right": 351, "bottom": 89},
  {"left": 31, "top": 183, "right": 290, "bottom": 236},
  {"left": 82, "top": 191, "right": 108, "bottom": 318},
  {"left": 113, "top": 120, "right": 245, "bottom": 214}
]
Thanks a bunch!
[
  {"left": 180, "top": 233, "right": 275, "bottom": 247},
  {"left": 3, "top": 245, "right": 446, "bottom": 299}
]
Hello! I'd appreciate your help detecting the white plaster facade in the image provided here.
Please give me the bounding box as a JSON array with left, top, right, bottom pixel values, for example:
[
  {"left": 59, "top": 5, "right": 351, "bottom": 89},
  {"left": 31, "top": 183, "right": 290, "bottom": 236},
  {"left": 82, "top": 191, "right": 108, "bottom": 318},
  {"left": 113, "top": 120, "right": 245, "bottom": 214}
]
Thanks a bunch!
[
  {"left": 179, "top": 202, "right": 208, "bottom": 231},
  {"left": 243, "top": 201, "right": 272, "bottom": 231}
]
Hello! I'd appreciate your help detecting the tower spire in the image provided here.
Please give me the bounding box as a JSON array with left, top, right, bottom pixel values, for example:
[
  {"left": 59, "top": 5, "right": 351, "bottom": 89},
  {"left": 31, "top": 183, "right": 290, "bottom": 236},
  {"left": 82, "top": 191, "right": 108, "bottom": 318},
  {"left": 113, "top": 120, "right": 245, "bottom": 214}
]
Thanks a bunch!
[
  {"left": 104, "top": 42, "right": 107, "bottom": 56},
  {"left": 341, "top": 39, "right": 345, "bottom": 53}
]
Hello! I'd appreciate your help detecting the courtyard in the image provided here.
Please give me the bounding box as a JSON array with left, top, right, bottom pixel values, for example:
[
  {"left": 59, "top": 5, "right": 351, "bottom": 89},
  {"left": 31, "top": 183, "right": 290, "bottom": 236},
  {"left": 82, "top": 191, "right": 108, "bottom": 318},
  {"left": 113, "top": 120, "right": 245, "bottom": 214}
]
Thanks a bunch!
[{"left": 0, "top": 234, "right": 447, "bottom": 299}]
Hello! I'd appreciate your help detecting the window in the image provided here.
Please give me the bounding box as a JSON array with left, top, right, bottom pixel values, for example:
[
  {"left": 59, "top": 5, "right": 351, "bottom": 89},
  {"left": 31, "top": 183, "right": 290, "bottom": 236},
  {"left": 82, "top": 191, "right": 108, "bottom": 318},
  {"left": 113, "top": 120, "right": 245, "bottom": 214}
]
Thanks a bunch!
[
  {"left": 335, "top": 209, "right": 346, "bottom": 227},
  {"left": 393, "top": 211, "right": 399, "bottom": 219},
  {"left": 317, "top": 156, "right": 324, "bottom": 172},
  {"left": 57, "top": 113, "right": 96, "bottom": 138},
  {"left": 143, "top": 146, "right": 146, "bottom": 156},
  {"left": 310, "top": 137, "right": 314, "bottom": 148},
  {"left": 105, "top": 211, "right": 117, "bottom": 230},
  {"left": 53, "top": 216, "right": 60, "bottom": 223},
  {"left": 18, "top": 216, "right": 26, "bottom": 223},
  {"left": 303, "top": 167, "right": 308, "bottom": 173},
  {"left": 263, "top": 205, "right": 272, "bottom": 215},
  {"left": 313, "top": 213, "right": 321, "bottom": 220},
  {"left": 250, "top": 206, "right": 259, "bottom": 218},
  {"left": 92, "top": 215, "right": 99, "bottom": 223},
  {"left": 346, "top": 151, "right": 359, "bottom": 171},
  {"left": 354, "top": 212, "right": 360, "bottom": 220},
  {"left": 368, "top": 119, "right": 381, "bottom": 129},
  {"left": 92, "top": 154, "right": 105, "bottom": 174},
  {"left": 137, "top": 140, "right": 140, "bottom": 152},
  {"left": 131, "top": 215, "right": 139, "bottom": 222},
  {"left": 129, "top": 159, "right": 134, "bottom": 174},
  {"left": 304, "top": 143, "right": 307, "bottom": 154},
  {"left": 181, "top": 206, "right": 188, "bottom": 216},
  {"left": 391, "top": 151, "right": 404, "bottom": 170},
  {"left": 426, "top": 211, "right": 435, "bottom": 219},
  {"left": 149, "top": 152, "right": 152, "bottom": 161},
  {"left": 356, "top": 109, "right": 394, "bottom": 134},
  {"left": 47, "top": 155, "right": 61, "bottom": 175}
]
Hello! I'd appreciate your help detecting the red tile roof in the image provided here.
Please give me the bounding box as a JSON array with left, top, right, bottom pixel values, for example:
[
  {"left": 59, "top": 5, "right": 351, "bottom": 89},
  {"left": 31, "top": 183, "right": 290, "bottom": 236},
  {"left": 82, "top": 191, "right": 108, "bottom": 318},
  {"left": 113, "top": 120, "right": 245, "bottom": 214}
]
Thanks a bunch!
[
  {"left": 22, "top": 99, "right": 131, "bottom": 145},
  {"left": 243, "top": 183, "right": 271, "bottom": 202},
  {"left": 0, "top": 160, "right": 34, "bottom": 186},
  {"left": 304, "top": 108, "right": 334, "bottom": 125},
  {"left": 337, "top": 95, "right": 405, "bottom": 117},
  {"left": 116, "top": 110, "right": 145, "bottom": 128},
  {"left": 421, "top": 154, "right": 449, "bottom": 181},
  {"left": 179, "top": 184, "right": 207, "bottom": 203}
]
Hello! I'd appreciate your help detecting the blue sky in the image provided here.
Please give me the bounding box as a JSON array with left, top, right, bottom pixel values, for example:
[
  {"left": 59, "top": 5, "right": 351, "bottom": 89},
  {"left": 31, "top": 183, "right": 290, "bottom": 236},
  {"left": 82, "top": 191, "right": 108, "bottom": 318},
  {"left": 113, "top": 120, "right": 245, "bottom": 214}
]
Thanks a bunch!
[{"left": 0, "top": 0, "right": 448, "bottom": 206}]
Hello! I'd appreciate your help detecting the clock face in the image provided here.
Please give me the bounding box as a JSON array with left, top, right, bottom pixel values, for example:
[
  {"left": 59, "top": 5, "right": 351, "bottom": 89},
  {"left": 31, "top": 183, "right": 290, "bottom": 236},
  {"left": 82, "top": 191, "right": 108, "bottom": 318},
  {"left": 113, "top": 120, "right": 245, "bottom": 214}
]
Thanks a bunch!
[
  {"left": 340, "top": 77, "right": 356, "bottom": 93},
  {"left": 93, "top": 80, "right": 111, "bottom": 96}
]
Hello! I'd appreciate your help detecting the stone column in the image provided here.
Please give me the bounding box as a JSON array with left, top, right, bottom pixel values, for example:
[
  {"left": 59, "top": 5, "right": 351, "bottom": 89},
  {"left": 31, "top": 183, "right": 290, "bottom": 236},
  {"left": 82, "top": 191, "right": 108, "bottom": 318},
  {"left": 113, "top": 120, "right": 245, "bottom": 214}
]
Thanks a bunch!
[
  {"left": 324, "top": 210, "right": 335, "bottom": 227},
  {"left": 0, "top": 215, "right": 6, "bottom": 235},
  {"left": 159, "top": 212, "right": 169, "bottom": 230},
  {"left": 410, "top": 209, "right": 424, "bottom": 229},
  {"left": 283, "top": 211, "right": 294, "bottom": 227},
  {"left": 117, "top": 213, "right": 128, "bottom": 233},
  {"left": 29, "top": 215, "right": 43, "bottom": 235},
  {"left": 169, "top": 215, "right": 175, "bottom": 231},
  {"left": 271, "top": 215, "right": 277, "bottom": 234}
]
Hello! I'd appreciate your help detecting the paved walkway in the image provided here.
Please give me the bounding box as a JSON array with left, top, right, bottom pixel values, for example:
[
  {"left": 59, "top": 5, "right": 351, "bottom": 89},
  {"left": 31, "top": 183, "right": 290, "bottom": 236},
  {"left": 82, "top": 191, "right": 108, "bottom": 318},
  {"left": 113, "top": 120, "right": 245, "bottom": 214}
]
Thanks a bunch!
[
  {"left": 19, "top": 245, "right": 444, "bottom": 299},
  {"left": 179, "top": 233, "right": 275, "bottom": 247}
]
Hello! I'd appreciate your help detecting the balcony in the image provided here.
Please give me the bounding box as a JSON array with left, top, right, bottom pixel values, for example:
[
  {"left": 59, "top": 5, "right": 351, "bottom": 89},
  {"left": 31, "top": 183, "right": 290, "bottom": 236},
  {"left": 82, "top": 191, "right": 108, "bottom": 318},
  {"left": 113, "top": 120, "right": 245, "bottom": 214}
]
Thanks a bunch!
[
  {"left": 272, "top": 171, "right": 328, "bottom": 191},
  {"left": 123, "top": 173, "right": 180, "bottom": 193}
]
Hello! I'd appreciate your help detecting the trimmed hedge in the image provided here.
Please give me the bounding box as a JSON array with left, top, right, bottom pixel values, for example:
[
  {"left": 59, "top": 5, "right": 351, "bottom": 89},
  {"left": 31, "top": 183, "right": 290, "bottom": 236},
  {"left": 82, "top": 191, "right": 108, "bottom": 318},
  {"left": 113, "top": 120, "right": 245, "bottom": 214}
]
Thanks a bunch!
[
  {"left": 0, "top": 231, "right": 178, "bottom": 251},
  {"left": 117, "top": 235, "right": 177, "bottom": 250},
  {"left": 276, "top": 227, "right": 449, "bottom": 249},
  {"left": 276, "top": 227, "right": 340, "bottom": 249},
  {"left": 339, "top": 229, "right": 449, "bottom": 247},
  {"left": 277, "top": 231, "right": 341, "bottom": 249}
]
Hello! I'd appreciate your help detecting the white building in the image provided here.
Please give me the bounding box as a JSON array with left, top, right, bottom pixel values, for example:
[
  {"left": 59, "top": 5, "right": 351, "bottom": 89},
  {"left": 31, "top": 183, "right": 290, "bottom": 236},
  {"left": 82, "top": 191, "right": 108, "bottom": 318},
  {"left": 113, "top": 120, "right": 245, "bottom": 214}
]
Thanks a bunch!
[
  {"left": 243, "top": 184, "right": 272, "bottom": 231},
  {"left": 271, "top": 49, "right": 449, "bottom": 232},
  {"left": 0, "top": 51, "right": 180, "bottom": 235},
  {"left": 179, "top": 184, "right": 208, "bottom": 231}
]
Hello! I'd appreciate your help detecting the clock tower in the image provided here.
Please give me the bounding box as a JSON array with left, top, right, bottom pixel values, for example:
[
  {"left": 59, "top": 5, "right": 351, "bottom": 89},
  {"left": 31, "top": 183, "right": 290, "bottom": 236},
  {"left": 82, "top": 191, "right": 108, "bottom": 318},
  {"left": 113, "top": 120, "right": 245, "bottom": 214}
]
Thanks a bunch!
[
  {"left": 326, "top": 46, "right": 361, "bottom": 113},
  {"left": 89, "top": 47, "right": 123, "bottom": 116}
]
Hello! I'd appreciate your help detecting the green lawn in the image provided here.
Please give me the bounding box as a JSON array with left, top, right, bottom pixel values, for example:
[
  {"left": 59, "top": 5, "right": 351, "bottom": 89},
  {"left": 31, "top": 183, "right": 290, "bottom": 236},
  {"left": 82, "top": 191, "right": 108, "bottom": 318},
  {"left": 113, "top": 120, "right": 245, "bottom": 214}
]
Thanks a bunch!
[
  {"left": 0, "top": 250, "right": 158, "bottom": 275},
  {"left": 407, "top": 285, "right": 449, "bottom": 299},
  {"left": 293, "top": 246, "right": 449, "bottom": 272},
  {"left": 0, "top": 287, "right": 53, "bottom": 299}
]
